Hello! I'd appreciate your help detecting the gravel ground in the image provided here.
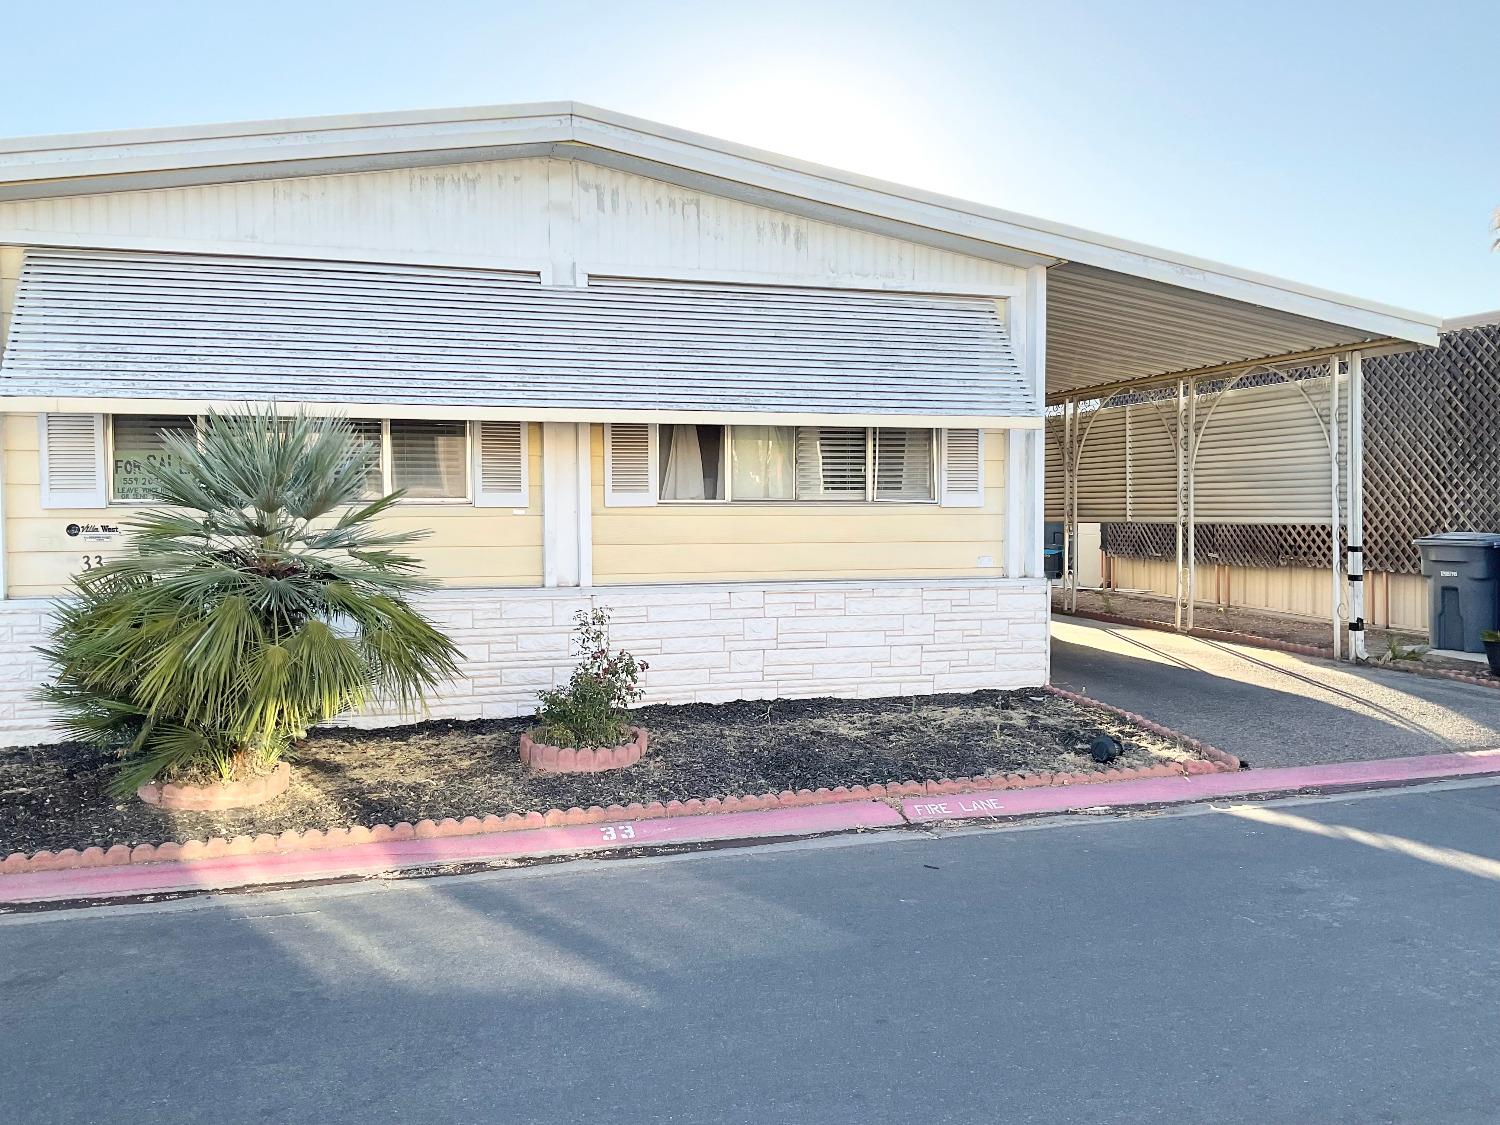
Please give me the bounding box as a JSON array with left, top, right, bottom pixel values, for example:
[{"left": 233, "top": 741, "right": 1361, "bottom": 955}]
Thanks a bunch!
[{"left": 0, "top": 689, "right": 1194, "bottom": 854}]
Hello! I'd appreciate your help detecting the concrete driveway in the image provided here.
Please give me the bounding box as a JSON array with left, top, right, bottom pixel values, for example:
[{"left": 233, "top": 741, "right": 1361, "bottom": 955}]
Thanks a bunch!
[{"left": 1051, "top": 615, "right": 1500, "bottom": 767}]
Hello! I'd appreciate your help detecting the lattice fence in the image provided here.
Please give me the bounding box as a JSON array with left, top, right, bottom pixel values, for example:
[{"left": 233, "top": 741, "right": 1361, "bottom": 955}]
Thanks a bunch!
[
  {"left": 1101, "top": 322, "right": 1500, "bottom": 575},
  {"left": 1101, "top": 523, "right": 1336, "bottom": 569}
]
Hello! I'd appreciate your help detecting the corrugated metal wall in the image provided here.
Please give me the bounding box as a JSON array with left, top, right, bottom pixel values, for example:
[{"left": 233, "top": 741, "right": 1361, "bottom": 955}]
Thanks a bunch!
[
  {"left": 1096, "top": 323, "right": 1500, "bottom": 575},
  {"left": 1046, "top": 368, "right": 1347, "bottom": 526}
]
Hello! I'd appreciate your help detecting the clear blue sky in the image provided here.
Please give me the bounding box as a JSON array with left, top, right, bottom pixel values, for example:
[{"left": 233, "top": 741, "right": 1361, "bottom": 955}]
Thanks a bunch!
[{"left": 4, "top": 0, "right": 1495, "bottom": 316}]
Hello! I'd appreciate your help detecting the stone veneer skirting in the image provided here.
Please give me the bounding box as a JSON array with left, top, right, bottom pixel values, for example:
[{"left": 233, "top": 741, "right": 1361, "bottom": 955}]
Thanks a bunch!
[{"left": 0, "top": 579, "right": 1050, "bottom": 747}]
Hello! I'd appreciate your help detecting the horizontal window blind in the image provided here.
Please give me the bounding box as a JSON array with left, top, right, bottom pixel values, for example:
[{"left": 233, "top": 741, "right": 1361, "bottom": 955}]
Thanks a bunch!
[
  {"left": 796, "top": 427, "right": 868, "bottom": 501},
  {"left": 390, "top": 419, "right": 467, "bottom": 499},
  {"left": 874, "top": 428, "right": 935, "bottom": 502}
]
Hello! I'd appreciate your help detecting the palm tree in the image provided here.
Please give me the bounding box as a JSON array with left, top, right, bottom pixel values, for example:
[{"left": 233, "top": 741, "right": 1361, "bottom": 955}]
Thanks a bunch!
[{"left": 40, "top": 406, "right": 462, "bottom": 793}]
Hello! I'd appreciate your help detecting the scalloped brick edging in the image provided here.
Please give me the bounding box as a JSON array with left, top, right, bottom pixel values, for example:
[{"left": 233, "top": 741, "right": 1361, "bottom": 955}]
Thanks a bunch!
[
  {"left": 519, "top": 727, "right": 648, "bottom": 773},
  {"left": 137, "top": 762, "right": 292, "bottom": 811},
  {"left": 0, "top": 698, "right": 1233, "bottom": 878}
]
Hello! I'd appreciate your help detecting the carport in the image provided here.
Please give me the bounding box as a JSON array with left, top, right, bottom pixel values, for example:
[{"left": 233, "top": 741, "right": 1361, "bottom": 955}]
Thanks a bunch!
[{"left": 1041, "top": 259, "right": 1440, "bottom": 660}]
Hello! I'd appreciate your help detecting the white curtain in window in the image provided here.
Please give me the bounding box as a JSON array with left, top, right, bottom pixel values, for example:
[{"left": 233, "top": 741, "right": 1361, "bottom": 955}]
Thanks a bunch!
[
  {"left": 730, "top": 426, "right": 795, "bottom": 500},
  {"left": 661, "top": 424, "right": 709, "bottom": 500}
]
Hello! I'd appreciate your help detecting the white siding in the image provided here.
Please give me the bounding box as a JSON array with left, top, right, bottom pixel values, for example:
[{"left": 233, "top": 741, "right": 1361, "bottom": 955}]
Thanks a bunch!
[
  {"left": 0, "top": 158, "right": 1021, "bottom": 295},
  {"left": 572, "top": 162, "right": 1021, "bottom": 291}
]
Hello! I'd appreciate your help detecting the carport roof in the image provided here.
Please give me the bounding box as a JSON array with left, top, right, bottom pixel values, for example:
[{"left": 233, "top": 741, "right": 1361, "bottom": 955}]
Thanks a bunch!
[{"left": 0, "top": 101, "right": 1444, "bottom": 401}]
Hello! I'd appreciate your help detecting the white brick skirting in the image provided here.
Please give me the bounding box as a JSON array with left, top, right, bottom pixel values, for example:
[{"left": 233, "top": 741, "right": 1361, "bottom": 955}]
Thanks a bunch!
[{"left": 0, "top": 579, "right": 1050, "bottom": 746}]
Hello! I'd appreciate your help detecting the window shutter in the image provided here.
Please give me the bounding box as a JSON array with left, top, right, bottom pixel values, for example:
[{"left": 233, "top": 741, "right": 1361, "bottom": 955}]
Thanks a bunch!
[
  {"left": 39, "top": 413, "right": 107, "bottom": 509},
  {"left": 940, "top": 429, "right": 985, "bottom": 507},
  {"left": 796, "top": 427, "right": 868, "bottom": 500},
  {"left": 472, "top": 420, "right": 529, "bottom": 507},
  {"left": 605, "top": 423, "right": 657, "bottom": 507}
]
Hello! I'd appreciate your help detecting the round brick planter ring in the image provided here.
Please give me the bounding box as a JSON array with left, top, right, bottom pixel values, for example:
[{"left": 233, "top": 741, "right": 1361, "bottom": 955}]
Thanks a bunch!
[
  {"left": 137, "top": 761, "right": 292, "bottom": 811},
  {"left": 520, "top": 727, "right": 649, "bottom": 774}
]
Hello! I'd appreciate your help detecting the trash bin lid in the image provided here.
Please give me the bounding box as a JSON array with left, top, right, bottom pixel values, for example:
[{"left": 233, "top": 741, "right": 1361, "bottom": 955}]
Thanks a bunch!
[{"left": 1413, "top": 531, "right": 1500, "bottom": 547}]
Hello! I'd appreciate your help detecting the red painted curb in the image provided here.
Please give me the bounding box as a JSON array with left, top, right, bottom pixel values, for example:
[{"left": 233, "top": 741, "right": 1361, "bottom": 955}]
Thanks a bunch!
[
  {"left": 0, "top": 802, "right": 906, "bottom": 904},
  {"left": 900, "top": 748, "right": 1500, "bottom": 825},
  {"left": 7, "top": 749, "right": 1500, "bottom": 906},
  {"left": 1, "top": 713, "right": 1226, "bottom": 878}
]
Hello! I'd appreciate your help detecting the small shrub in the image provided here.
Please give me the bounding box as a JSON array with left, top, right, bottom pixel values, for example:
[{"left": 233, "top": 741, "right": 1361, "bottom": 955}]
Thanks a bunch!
[
  {"left": 1376, "top": 636, "right": 1429, "bottom": 664},
  {"left": 532, "top": 609, "right": 648, "bottom": 748}
]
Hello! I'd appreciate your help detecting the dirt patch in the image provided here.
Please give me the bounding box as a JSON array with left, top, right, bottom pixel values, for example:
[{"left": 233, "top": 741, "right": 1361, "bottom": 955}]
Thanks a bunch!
[{"left": 0, "top": 690, "right": 1196, "bottom": 855}]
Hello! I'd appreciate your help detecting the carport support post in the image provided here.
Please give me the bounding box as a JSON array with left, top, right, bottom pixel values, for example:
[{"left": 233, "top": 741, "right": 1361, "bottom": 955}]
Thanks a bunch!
[
  {"left": 1173, "top": 378, "right": 1187, "bottom": 632},
  {"left": 1329, "top": 356, "right": 1343, "bottom": 660},
  {"left": 1068, "top": 398, "right": 1081, "bottom": 613},
  {"left": 1185, "top": 377, "right": 1198, "bottom": 633},
  {"left": 1061, "top": 398, "right": 1075, "bottom": 609},
  {"left": 1347, "top": 351, "right": 1367, "bottom": 660}
]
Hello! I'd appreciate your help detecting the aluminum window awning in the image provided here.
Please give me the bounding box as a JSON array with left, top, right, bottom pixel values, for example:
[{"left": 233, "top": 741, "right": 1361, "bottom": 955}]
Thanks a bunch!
[{"left": 0, "top": 249, "right": 1036, "bottom": 424}]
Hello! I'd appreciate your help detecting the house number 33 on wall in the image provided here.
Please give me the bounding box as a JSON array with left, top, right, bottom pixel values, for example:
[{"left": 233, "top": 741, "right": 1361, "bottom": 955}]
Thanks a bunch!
[{"left": 79, "top": 554, "right": 105, "bottom": 570}]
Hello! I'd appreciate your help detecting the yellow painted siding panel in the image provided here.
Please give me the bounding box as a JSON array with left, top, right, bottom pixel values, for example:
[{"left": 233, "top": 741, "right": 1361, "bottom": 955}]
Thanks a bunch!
[
  {"left": 2, "top": 414, "right": 544, "bottom": 596},
  {"left": 590, "top": 426, "right": 1006, "bottom": 584}
]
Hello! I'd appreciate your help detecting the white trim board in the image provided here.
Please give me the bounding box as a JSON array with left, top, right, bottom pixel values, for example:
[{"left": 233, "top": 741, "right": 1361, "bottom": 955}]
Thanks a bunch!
[{"left": 0, "top": 397, "right": 1046, "bottom": 429}]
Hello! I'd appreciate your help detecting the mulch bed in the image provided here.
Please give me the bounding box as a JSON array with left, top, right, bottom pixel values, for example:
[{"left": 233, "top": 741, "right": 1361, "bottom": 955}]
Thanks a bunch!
[{"left": 1, "top": 689, "right": 1196, "bottom": 856}]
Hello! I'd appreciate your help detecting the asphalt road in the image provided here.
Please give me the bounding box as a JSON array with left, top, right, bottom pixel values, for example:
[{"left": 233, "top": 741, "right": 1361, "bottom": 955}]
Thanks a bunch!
[
  {"left": 1051, "top": 615, "right": 1500, "bottom": 766},
  {"left": 5, "top": 781, "right": 1500, "bottom": 1124}
]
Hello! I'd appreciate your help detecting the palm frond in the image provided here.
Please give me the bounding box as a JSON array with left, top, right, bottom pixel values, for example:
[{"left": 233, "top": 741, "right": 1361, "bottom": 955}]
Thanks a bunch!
[{"left": 38, "top": 405, "right": 462, "bottom": 788}]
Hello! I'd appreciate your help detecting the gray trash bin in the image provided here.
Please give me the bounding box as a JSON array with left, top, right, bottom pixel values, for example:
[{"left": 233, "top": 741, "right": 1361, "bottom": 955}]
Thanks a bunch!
[{"left": 1413, "top": 532, "right": 1500, "bottom": 653}]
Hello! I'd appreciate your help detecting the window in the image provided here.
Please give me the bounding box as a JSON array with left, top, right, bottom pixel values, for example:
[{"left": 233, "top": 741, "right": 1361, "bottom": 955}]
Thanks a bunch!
[
  {"left": 109, "top": 415, "right": 195, "bottom": 501},
  {"left": 659, "top": 424, "right": 725, "bottom": 501},
  {"left": 389, "top": 419, "right": 468, "bottom": 499},
  {"left": 874, "top": 428, "right": 935, "bottom": 502},
  {"left": 729, "top": 426, "right": 796, "bottom": 500},
  {"left": 796, "top": 427, "right": 869, "bottom": 501},
  {"left": 645, "top": 425, "right": 937, "bottom": 504},
  {"left": 347, "top": 419, "right": 384, "bottom": 499}
]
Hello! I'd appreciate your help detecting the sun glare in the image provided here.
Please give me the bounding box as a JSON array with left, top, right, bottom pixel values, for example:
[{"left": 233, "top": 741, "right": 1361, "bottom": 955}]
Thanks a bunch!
[{"left": 679, "top": 64, "right": 951, "bottom": 188}]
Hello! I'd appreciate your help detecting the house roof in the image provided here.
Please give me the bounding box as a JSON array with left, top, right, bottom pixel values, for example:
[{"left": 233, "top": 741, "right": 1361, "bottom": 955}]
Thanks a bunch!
[{"left": 0, "top": 101, "right": 1443, "bottom": 399}]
